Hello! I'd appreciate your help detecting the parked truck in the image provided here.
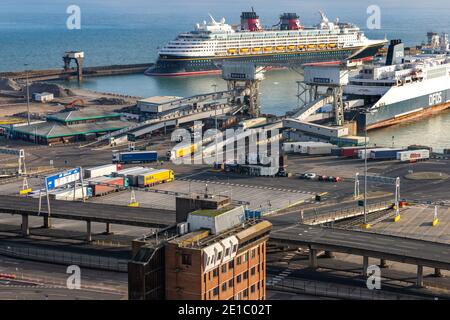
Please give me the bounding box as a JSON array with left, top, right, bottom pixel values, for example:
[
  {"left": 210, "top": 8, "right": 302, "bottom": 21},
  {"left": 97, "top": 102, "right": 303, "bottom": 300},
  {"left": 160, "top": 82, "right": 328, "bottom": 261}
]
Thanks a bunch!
[
  {"left": 137, "top": 169, "right": 175, "bottom": 187},
  {"left": 369, "top": 148, "right": 405, "bottom": 160},
  {"left": 112, "top": 151, "right": 158, "bottom": 164},
  {"left": 87, "top": 176, "right": 127, "bottom": 197},
  {"left": 84, "top": 164, "right": 121, "bottom": 179},
  {"left": 397, "top": 150, "right": 430, "bottom": 162}
]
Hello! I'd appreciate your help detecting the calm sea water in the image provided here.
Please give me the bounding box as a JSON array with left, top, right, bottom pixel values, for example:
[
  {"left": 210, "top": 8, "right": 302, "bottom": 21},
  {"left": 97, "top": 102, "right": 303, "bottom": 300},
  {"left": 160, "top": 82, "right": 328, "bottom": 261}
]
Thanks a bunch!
[{"left": 2, "top": 0, "right": 450, "bottom": 150}]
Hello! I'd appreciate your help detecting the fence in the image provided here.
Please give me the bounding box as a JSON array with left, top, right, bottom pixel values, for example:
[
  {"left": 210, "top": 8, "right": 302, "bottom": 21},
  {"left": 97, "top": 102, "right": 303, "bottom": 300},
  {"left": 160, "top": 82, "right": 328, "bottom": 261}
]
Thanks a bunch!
[
  {"left": 0, "top": 244, "right": 128, "bottom": 272},
  {"left": 266, "top": 276, "right": 418, "bottom": 300}
]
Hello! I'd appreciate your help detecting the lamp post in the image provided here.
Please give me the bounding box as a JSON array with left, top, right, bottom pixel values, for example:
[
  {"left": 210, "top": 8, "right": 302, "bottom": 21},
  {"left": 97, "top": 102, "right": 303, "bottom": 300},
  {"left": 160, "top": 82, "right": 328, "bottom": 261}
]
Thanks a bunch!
[
  {"left": 212, "top": 84, "right": 219, "bottom": 165},
  {"left": 24, "top": 64, "right": 30, "bottom": 126},
  {"left": 361, "top": 109, "right": 377, "bottom": 229}
]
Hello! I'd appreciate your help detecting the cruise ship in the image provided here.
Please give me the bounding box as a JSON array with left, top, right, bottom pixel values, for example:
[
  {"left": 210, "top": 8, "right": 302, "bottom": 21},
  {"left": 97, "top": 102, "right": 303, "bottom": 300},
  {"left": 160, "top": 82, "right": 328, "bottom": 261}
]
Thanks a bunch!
[
  {"left": 145, "top": 10, "right": 387, "bottom": 77},
  {"left": 345, "top": 40, "right": 450, "bottom": 130}
]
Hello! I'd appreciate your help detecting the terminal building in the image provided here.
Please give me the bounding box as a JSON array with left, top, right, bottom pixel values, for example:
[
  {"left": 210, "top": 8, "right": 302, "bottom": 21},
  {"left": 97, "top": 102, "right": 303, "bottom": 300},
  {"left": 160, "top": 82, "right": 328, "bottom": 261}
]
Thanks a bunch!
[
  {"left": 128, "top": 194, "right": 272, "bottom": 300},
  {"left": 2, "top": 109, "right": 130, "bottom": 145}
]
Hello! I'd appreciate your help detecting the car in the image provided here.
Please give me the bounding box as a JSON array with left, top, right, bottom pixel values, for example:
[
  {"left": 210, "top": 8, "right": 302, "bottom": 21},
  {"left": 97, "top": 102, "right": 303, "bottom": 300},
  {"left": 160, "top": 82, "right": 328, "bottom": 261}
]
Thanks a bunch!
[
  {"left": 318, "top": 175, "right": 329, "bottom": 181},
  {"left": 301, "top": 173, "right": 317, "bottom": 180}
]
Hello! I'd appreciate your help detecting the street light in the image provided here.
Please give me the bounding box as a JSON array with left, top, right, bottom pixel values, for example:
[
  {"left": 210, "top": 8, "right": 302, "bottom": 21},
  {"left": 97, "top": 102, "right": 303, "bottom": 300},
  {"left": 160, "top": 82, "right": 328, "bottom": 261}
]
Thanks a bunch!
[
  {"left": 361, "top": 109, "right": 377, "bottom": 229},
  {"left": 24, "top": 63, "right": 30, "bottom": 126},
  {"left": 211, "top": 84, "right": 219, "bottom": 165}
]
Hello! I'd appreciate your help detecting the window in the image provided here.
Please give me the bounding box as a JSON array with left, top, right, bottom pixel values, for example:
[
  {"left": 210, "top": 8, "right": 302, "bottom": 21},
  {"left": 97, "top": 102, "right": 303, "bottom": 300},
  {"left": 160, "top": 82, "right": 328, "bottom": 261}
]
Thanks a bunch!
[
  {"left": 228, "top": 279, "right": 234, "bottom": 288},
  {"left": 225, "top": 248, "right": 230, "bottom": 256},
  {"left": 222, "top": 282, "right": 227, "bottom": 292},
  {"left": 228, "top": 260, "right": 234, "bottom": 269},
  {"left": 243, "top": 271, "right": 248, "bottom": 280},
  {"left": 232, "top": 244, "right": 238, "bottom": 252},
  {"left": 236, "top": 256, "right": 241, "bottom": 265},
  {"left": 213, "top": 287, "right": 219, "bottom": 296},
  {"left": 251, "top": 285, "right": 255, "bottom": 293},
  {"left": 237, "top": 275, "right": 242, "bottom": 283},
  {"left": 221, "top": 264, "right": 227, "bottom": 273},
  {"left": 251, "top": 249, "right": 256, "bottom": 258},
  {"left": 251, "top": 267, "right": 256, "bottom": 276},
  {"left": 181, "top": 254, "right": 192, "bottom": 266},
  {"left": 243, "top": 289, "right": 248, "bottom": 298},
  {"left": 217, "top": 251, "right": 222, "bottom": 260},
  {"left": 213, "top": 268, "right": 219, "bottom": 277}
]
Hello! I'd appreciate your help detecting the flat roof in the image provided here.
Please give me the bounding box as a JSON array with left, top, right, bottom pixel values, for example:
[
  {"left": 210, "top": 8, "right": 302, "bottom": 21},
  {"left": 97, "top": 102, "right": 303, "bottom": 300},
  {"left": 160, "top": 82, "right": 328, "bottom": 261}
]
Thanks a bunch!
[
  {"left": 138, "top": 96, "right": 183, "bottom": 105},
  {"left": 47, "top": 110, "right": 122, "bottom": 123},
  {"left": 190, "top": 207, "right": 234, "bottom": 218},
  {"left": 10, "top": 120, "right": 130, "bottom": 139}
]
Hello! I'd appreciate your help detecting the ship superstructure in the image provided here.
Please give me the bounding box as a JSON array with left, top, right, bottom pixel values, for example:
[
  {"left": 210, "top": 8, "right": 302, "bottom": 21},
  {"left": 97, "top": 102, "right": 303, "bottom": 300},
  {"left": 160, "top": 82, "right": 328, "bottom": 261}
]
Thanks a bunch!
[
  {"left": 345, "top": 40, "right": 450, "bottom": 129},
  {"left": 146, "top": 10, "right": 387, "bottom": 76}
]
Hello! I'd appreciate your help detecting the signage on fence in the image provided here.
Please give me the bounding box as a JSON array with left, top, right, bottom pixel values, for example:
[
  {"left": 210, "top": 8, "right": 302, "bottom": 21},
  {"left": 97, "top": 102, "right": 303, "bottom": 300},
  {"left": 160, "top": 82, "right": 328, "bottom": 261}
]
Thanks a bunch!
[{"left": 45, "top": 167, "right": 81, "bottom": 191}]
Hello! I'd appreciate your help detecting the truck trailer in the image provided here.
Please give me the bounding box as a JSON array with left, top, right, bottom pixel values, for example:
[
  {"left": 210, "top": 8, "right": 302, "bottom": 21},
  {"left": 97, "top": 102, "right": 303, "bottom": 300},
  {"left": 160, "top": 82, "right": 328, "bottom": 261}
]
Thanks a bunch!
[
  {"left": 137, "top": 169, "right": 175, "bottom": 187},
  {"left": 112, "top": 151, "right": 158, "bottom": 164}
]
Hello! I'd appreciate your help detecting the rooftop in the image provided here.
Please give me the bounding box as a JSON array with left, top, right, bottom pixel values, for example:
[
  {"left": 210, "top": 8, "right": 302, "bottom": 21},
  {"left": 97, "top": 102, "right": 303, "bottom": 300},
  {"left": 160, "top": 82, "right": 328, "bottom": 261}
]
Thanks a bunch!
[
  {"left": 8, "top": 120, "right": 130, "bottom": 139},
  {"left": 138, "top": 96, "right": 183, "bottom": 105},
  {"left": 190, "top": 207, "right": 234, "bottom": 218},
  {"left": 46, "top": 109, "right": 122, "bottom": 123}
]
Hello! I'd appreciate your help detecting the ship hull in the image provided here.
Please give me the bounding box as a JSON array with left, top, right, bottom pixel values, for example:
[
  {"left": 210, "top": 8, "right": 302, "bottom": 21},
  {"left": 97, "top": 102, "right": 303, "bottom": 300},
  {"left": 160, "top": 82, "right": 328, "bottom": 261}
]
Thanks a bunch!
[
  {"left": 364, "top": 88, "right": 450, "bottom": 130},
  {"left": 145, "top": 43, "right": 384, "bottom": 77}
]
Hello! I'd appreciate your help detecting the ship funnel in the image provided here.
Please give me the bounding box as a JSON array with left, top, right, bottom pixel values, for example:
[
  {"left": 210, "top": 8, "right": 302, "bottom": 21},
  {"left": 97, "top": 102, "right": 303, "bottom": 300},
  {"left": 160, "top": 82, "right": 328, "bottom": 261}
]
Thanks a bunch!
[
  {"left": 240, "top": 11, "right": 262, "bottom": 31},
  {"left": 280, "top": 13, "right": 302, "bottom": 30},
  {"left": 386, "top": 39, "right": 404, "bottom": 66}
]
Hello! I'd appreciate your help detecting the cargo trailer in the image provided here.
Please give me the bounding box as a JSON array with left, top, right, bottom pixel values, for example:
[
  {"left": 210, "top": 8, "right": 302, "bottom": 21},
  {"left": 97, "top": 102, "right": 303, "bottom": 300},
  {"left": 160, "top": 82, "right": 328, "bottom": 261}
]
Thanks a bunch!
[
  {"left": 87, "top": 176, "right": 126, "bottom": 196},
  {"left": 397, "top": 150, "right": 430, "bottom": 162},
  {"left": 49, "top": 186, "right": 91, "bottom": 201},
  {"left": 84, "top": 164, "right": 120, "bottom": 179},
  {"left": 137, "top": 169, "right": 175, "bottom": 187},
  {"left": 112, "top": 151, "right": 158, "bottom": 164},
  {"left": 369, "top": 148, "right": 405, "bottom": 160}
]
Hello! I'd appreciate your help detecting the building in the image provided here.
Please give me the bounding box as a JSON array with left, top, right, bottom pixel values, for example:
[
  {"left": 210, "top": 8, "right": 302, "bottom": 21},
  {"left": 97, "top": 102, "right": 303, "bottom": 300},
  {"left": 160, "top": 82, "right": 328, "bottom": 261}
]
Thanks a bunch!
[
  {"left": 137, "top": 96, "right": 183, "bottom": 118},
  {"left": 3, "top": 109, "right": 130, "bottom": 145},
  {"left": 128, "top": 201, "right": 272, "bottom": 300},
  {"left": 33, "top": 92, "right": 54, "bottom": 103}
]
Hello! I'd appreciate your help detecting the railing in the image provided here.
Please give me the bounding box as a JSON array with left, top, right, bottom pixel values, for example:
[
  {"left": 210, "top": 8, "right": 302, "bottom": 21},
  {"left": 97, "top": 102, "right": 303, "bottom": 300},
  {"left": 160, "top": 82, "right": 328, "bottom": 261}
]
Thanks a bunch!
[
  {"left": 302, "top": 201, "right": 393, "bottom": 225},
  {"left": 266, "top": 276, "right": 418, "bottom": 300},
  {"left": 0, "top": 244, "right": 128, "bottom": 273}
]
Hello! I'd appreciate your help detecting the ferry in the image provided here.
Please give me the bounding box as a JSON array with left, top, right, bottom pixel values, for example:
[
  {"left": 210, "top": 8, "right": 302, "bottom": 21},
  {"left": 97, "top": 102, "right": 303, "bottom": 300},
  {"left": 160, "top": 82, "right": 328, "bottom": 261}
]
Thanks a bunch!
[
  {"left": 145, "top": 10, "right": 387, "bottom": 77},
  {"left": 345, "top": 40, "right": 450, "bottom": 130}
]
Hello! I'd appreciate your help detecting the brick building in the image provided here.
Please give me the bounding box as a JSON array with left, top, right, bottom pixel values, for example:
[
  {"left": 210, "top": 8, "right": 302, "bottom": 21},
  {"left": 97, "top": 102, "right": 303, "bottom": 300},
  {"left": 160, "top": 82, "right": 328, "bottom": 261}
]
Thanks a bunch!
[{"left": 129, "top": 205, "right": 272, "bottom": 300}]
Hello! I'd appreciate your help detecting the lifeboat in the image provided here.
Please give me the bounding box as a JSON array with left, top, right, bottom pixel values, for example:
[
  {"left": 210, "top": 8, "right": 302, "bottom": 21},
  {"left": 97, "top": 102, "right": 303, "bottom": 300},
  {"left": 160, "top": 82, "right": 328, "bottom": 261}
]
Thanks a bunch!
[
  {"left": 287, "top": 45, "right": 296, "bottom": 51},
  {"left": 240, "top": 48, "right": 249, "bottom": 54},
  {"left": 298, "top": 45, "right": 305, "bottom": 50},
  {"left": 276, "top": 46, "right": 286, "bottom": 51},
  {"left": 318, "top": 44, "right": 326, "bottom": 49},
  {"left": 252, "top": 47, "right": 261, "bottom": 53},
  {"left": 227, "top": 48, "right": 237, "bottom": 54},
  {"left": 307, "top": 44, "right": 316, "bottom": 50},
  {"left": 264, "top": 46, "right": 273, "bottom": 52},
  {"left": 328, "top": 43, "right": 337, "bottom": 48}
]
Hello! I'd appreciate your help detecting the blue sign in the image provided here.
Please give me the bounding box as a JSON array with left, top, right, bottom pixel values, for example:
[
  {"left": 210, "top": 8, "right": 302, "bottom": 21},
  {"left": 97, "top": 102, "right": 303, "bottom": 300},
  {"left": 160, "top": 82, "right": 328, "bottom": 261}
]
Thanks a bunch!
[{"left": 45, "top": 167, "right": 81, "bottom": 191}]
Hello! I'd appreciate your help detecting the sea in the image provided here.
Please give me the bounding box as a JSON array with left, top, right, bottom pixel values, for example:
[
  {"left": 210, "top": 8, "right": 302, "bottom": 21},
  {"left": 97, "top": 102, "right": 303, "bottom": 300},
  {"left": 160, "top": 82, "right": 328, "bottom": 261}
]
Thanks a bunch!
[{"left": 1, "top": 0, "right": 450, "bottom": 151}]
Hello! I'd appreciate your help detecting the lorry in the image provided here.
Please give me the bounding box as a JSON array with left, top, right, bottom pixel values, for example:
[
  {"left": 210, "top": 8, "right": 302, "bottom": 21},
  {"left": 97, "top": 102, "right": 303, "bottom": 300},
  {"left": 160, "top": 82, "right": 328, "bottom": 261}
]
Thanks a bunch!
[
  {"left": 49, "top": 186, "right": 92, "bottom": 201},
  {"left": 84, "top": 164, "right": 121, "bottom": 179},
  {"left": 112, "top": 151, "right": 158, "bottom": 164},
  {"left": 397, "top": 149, "right": 430, "bottom": 162},
  {"left": 169, "top": 144, "right": 197, "bottom": 160},
  {"left": 137, "top": 169, "right": 175, "bottom": 187}
]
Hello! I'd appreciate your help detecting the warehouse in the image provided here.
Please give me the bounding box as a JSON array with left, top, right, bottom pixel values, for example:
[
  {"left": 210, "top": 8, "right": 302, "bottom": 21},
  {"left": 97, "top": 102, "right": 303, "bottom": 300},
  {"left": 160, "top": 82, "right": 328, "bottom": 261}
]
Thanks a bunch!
[{"left": 3, "top": 110, "right": 130, "bottom": 145}]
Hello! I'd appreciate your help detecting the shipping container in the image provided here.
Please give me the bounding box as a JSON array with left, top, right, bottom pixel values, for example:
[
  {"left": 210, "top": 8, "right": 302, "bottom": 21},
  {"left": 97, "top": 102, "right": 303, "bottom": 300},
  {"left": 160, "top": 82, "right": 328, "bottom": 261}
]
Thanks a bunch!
[
  {"left": 358, "top": 148, "right": 385, "bottom": 160},
  {"left": 112, "top": 151, "right": 158, "bottom": 164},
  {"left": 340, "top": 146, "right": 365, "bottom": 158},
  {"left": 84, "top": 164, "right": 119, "bottom": 179},
  {"left": 397, "top": 150, "right": 430, "bottom": 162},
  {"left": 137, "top": 169, "right": 175, "bottom": 187},
  {"left": 239, "top": 165, "right": 279, "bottom": 177},
  {"left": 113, "top": 166, "right": 144, "bottom": 177}
]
